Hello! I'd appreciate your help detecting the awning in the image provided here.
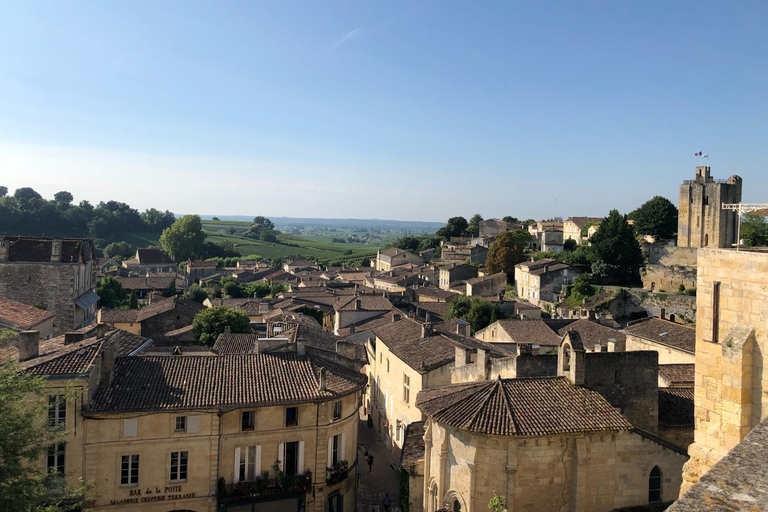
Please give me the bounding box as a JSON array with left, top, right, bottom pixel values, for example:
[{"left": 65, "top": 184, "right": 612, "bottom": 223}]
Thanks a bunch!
[{"left": 75, "top": 290, "right": 100, "bottom": 310}]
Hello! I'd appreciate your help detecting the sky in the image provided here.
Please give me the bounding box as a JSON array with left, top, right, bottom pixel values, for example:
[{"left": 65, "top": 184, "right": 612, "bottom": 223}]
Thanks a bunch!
[{"left": 0, "top": 1, "right": 766, "bottom": 222}]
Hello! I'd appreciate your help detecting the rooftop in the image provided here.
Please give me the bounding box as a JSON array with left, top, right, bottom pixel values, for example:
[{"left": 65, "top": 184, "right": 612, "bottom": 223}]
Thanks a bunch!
[
  {"left": 479, "top": 319, "right": 561, "bottom": 346},
  {"left": 557, "top": 319, "right": 625, "bottom": 349},
  {"left": 625, "top": 317, "right": 696, "bottom": 354},
  {"left": 334, "top": 295, "right": 394, "bottom": 312},
  {"left": 0, "top": 297, "right": 55, "bottom": 329},
  {"left": 658, "top": 364, "right": 695, "bottom": 386},
  {"left": 658, "top": 387, "right": 694, "bottom": 429},
  {"left": 0, "top": 236, "right": 95, "bottom": 263},
  {"left": 416, "top": 377, "right": 631, "bottom": 436},
  {"left": 400, "top": 421, "right": 426, "bottom": 469}
]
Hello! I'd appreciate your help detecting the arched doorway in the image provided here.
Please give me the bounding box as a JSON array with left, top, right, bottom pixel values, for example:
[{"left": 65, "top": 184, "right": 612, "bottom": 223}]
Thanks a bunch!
[{"left": 649, "top": 466, "right": 662, "bottom": 503}]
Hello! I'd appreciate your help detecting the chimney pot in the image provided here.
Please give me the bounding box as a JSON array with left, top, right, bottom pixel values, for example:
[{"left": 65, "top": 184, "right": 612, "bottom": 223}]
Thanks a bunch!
[
  {"left": 64, "top": 331, "right": 86, "bottom": 344},
  {"left": 421, "top": 322, "right": 432, "bottom": 338},
  {"left": 355, "top": 299, "right": 361, "bottom": 310},
  {"left": 224, "top": 325, "right": 231, "bottom": 334},
  {"left": 96, "top": 322, "right": 106, "bottom": 339},
  {"left": 318, "top": 368, "right": 327, "bottom": 391},
  {"left": 18, "top": 331, "right": 40, "bottom": 361}
]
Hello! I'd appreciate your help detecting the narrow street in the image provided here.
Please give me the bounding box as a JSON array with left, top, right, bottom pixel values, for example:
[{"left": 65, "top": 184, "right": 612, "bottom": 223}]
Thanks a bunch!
[{"left": 356, "top": 420, "right": 401, "bottom": 512}]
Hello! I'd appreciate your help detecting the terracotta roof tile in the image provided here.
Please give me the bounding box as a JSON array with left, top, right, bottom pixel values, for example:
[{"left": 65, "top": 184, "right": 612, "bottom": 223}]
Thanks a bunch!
[
  {"left": 416, "top": 377, "right": 632, "bottom": 436},
  {"left": 0, "top": 297, "right": 55, "bottom": 329},
  {"left": 625, "top": 317, "right": 695, "bottom": 354},
  {"left": 557, "top": 319, "right": 625, "bottom": 349},
  {"left": 334, "top": 295, "right": 394, "bottom": 312},
  {"left": 400, "top": 421, "right": 426, "bottom": 469},
  {"left": 658, "top": 387, "right": 694, "bottom": 429},
  {"left": 658, "top": 364, "right": 695, "bottom": 386},
  {"left": 480, "top": 319, "right": 561, "bottom": 346},
  {"left": 99, "top": 308, "right": 140, "bottom": 324},
  {"left": 135, "top": 248, "right": 174, "bottom": 264}
]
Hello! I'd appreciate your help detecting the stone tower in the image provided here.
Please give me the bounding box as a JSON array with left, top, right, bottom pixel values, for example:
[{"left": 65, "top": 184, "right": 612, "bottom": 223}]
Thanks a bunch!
[{"left": 677, "top": 167, "right": 742, "bottom": 248}]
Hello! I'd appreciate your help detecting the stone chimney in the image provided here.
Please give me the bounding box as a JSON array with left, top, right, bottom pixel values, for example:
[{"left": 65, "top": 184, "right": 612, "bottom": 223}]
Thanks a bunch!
[
  {"left": 318, "top": 368, "right": 327, "bottom": 392},
  {"left": 98, "top": 335, "right": 117, "bottom": 389},
  {"left": 50, "top": 238, "right": 62, "bottom": 262},
  {"left": 348, "top": 324, "right": 356, "bottom": 334},
  {"left": 421, "top": 323, "right": 432, "bottom": 338},
  {"left": 354, "top": 299, "right": 361, "bottom": 311},
  {"left": 0, "top": 238, "right": 9, "bottom": 261},
  {"left": 224, "top": 325, "right": 231, "bottom": 334},
  {"left": 96, "top": 322, "right": 106, "bottom": 339},
  {"left": 454, "top": 346, "right": 467, "bottom": 367},
  {"left": 64, "top": 332, "right": 86, "bottom": 344},
  {"left": 18, "top": 331, "right": 40, "bottom": 361},
  {"left": 477, "top": 348, "right": 488, "bottom": 373},
  {"left": 455, "top": 321, "right": 470, "bottom": 337},
  {"left": 425, "top": 311, "right": 432, "bottom": 323}
]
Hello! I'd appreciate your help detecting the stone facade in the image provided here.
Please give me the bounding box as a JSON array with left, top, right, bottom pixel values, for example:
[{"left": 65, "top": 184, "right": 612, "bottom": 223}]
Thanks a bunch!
[
  {"left": 677, "top": 167, "right": 742, "bottom": 249},
  {"left": 680, "top": 248, "right": 768, "bottom": 494}
]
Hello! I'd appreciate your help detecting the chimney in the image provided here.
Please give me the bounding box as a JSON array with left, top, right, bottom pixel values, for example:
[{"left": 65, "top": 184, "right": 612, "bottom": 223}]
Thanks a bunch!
[
  {"left": 455, "top": 321, "right": 470, "bottom": 337},
  {"left": 224, "top": 325, "right": 231, "bottom": 334},
  {"left": 349, "top": 324, "right": 356, "bottom": 334},
  {"left": 421, "top": 323, "right": 432, "bottom": 338},
  {"left": 425, "top": 311, "right": 432, "bottom": 323},
  {"left": 96, "top": 322, "right": 106, "bottom": 339},
  {"left": 477, "top": 348, "right": 488, "bottom": 373},
  {"left": 318, "top": 368, "right": 327, "bottom": 392},
  {"left": 66, "top": 331, "right": 87, "bottom": 344},
  {"left": 0, "top": 239, "right": 9, "bottom": 261},
  {"left": 354, "top": 299, "right": 361, "bottom": 311},
  {"left": 50, "top": 238, "right": 62, "bottom": 262},
  {"left": 517, "top": 343, "right": 532, "bottom": 356},
  {"left": 659, "top": 308, "right": 666, "bottom": 320},
  {"left": 18, "top": 331, "right": 40, "bottom": 361},
  {"left": 99, "top": 336, "right": 117, "bottom": 389},
  {"left": 297, "top": 340, "right": 306, "bottom": 356},
  {"left": 454, "top": 346, "right": 467, "bottom": 368},
  {"left": 392, "top": 313, "right": 401, "bottom": 323}
]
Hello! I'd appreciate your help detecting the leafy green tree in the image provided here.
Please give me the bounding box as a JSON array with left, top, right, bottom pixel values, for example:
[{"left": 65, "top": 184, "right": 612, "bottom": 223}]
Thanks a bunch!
[
  {"left": 96, "top": 276, "right": 125, "bottom": 308},
  {"left": 628, "top": 195, "right": 678, "bottom": 239},
  {"left": 467, "top": 214, "right": 483, "bottom": 236},
  {"left": 502, "top": 216, "right": 519, "bottom": 224},
  {"left": 141, "top": 208, "right": 176, "bottom": 230},
  {"left": 741, "top": 215, "right": 768, "bottom": 247},
  {"left": 486, "top": 230, "right": 533, "bottom": 281},
  {"left": 436, "top": 216, "right": 468, "bottom": 240},
  {"left": 211, "top": 216, "right": 220, "bottom": 221},
  {"left": 0, "top": 360, "right": 86, "bottom": 511},
  {"left": 563, "top": 239, "right": 577, "bottom": 252},
  {"left": 0, "top": 186, "right": 7, "bottom": 197},
  {"left": 391, "top": 235, "right": 421, "bottom": 252},
  {"left": 444, "top": 296, "right": 499, "bottom": 333},
  {"left": 222, "top": 280, "right": 246, "bottom": 298},
  {"left": 53, "top": 191, "right": 73, "bottom": 204},
  {"left": 589, "top": 210, "right": 643, "bottom": 284},
  {"left": 14, "top": 187, "right": 43, "bottom": 201},
  {"left": 159, "top": 214, "right": 206, "bottom": 261},
  {"left": 128, "top": 290, "right": 138, "bottom": 309},
  {"left": 103, "top": 241, "right": 134, "bottom": 259},
  {"left": 185, "top": 284, "right": 209, "bottom": 303},
  {"left": 251, "top": 216, "right": 275, "bottom": 230},
  {"left": 193, "top": 306, "right": 252, "bottom": 345}
]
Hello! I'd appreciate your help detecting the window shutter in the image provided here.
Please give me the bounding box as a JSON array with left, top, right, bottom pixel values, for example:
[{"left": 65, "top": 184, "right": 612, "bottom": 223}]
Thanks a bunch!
[
  {"left": 341, "top": 432, "right": 346, "bottom": 461},
  {"left": 187, "top": 415, "right": 200, "bottom": 433},
  {"left": 254, "top": 445, "right": 262, "bottom": 477},
  {"left": 278, "top": 443, "right": 285, "bottom": 473},
  {"left": 327, "top": 436, "right": 334, "bottom": 467},
  {"left": 234, "top": 447, "right": 241, "bottom": 483},
  {"left": 123, "top": 418, "right": 137, "bottom": 438},
  {"left": 298, "top": 441, "right": 305, "bottom": 473}
]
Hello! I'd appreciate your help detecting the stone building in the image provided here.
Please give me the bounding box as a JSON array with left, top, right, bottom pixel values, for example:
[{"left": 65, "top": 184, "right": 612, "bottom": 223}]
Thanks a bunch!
[
  {"left": 121, "top": 248, "right": 176, "bottom": 275},
  {"left": 677, "top": 166, "right": 742, "bottom": 248},
  {"left": 474, "top": 319, "right": 561, "bottom": 354},
  {"left": 464, "top": 272, "right": 506, "bottom": 298},
  {"left": 438, "top": 263, "right": 478, "bottom": 291},
  {"left": 625, "top": 317, "right": 695, "bottom": 364},
  {"left": 514, "top": 259, "right": 578, "bottom": 306},
  {"left": 679, "top": 248, "right": 768, "bottom": 495},
  {"left": 478, "top": 218, "right": 526, "bottom": 238},
  {"left": 0, "top": 236, "right": 98, "bottom": 334},
  {"left": 410, "top": 331, "right": 688, "bottom": 512},
  {"left": 563, "top": 217, "right": 603, "bottom": 246},
  {"left": 2, "top": 321, "right": 366, "bottom": 512},
  {"left": 98, "top": 296, "right": 205, "bottom": 337},
  {"left": 0, "top": 296, "right": 55, "bottom": 340},
  {"left": 374, "top": 248, "right": 424, "bottom": 272}
]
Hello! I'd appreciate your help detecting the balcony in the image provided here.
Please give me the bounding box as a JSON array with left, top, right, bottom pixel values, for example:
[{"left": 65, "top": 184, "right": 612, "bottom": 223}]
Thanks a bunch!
[
  {"left": 218, "top": 470, "right": 312, "bottom": 504},
  {"left": 326, "top": 460, "right": 349, "bottom": 486}
]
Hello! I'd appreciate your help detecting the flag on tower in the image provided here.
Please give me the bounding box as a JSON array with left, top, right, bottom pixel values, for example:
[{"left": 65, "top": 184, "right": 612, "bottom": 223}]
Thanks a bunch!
[{"left": 694, "top": 152, "right": 709, "bottom": 157}]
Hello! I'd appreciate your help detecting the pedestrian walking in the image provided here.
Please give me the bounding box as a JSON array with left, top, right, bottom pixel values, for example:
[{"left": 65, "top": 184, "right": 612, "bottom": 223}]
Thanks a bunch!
[
  {"left": 383, "top": 492, "right": 392, "bottom": 512},
  {"left": 367, "top": 453, "right": 374, "bottom": 472}
]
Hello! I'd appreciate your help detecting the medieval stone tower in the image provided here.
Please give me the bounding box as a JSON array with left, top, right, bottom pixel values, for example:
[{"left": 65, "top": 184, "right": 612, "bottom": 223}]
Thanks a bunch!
[{"left": 677, "top": 166, "right": 742, "bottom": 248}]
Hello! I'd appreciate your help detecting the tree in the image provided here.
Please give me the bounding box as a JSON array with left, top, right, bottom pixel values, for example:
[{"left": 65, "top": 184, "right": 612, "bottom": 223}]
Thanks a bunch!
[
  {"left": 165, "top": 279, "right": 177, "bottom": 298},
  {"left": 502, "top": 216, "right": 519, "bottom": 224},
  {"left": 436, "top": 216, "right": 468, "bottom": 240},
  {"left": 185, "top": 284, "right": 209, "bottom": 303},
  {"left": 563, "top": 239, "right": 577, "bottom": 252},
  {"left": 0, "top": 360, "right": 86, "bottom": 511},
  {"left": 128, "top": 290, "right": 138, "bottom": 309},
  {"left": 467, "top": 214, "right": 484, "bottom": 236},
  {"left": 96, "top": 276, "right": 125, "bottom": 308},
  {"left": 14, "top": 187, "right": 43, "bottom": 201},
  {"left": 212, "top": 217, "right": 220, "bottom": 221},
  {"left": 391, "top": 235, "right": 421, "bottom": 252},
  {"left": 741, "top": 215, "right": 768, "bottom": 247},
  {"left": 251, "top": 216, "right": 275, "bottom": 230},
  {"left": 488, "top": 491, "right": 508, "bottom": 512},
  {"left": 159, "top": 214, "right": 206, "bottom": 261},
  {"left": 628, "top": 195, "right": 678, "bottom": 240},
  {"left": 589, "top": 209, "right": 643, "bottom": 284},
  {"left": 444, "top": 296, "right": 498, "bottom": 333},
  {"left": 103, "top": 241, "right": 134, "bottom": 259},
  {"left": 0, "top": 185, "right": 7, "bottom": 197},
  {"left": 53, "top": 191, "right": 74, "bottom": 204},
  {"left": 486, "top": 230, "right": 533, "bottom": 281},
  {"left": 193, "top": 306, "right": 252, "bottom": 345}
]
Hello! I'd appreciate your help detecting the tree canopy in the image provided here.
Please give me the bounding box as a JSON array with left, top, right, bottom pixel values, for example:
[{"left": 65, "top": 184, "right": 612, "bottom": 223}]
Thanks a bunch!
[
  {"left": 53, "top": 191, "right": 73, "bottom": 204},
  {"left": 103, "top": 241, "right": 134, "bottom": 259},
  {"left": 0, "top": 186, "right": 7, "bottom": 197},
  {"left": 628, "top": 195, "right": 678, "bottom": 240},
  {"left": 741, "top": 215, "right": 768, "bottom": 247},
  {"left": 96, "top": 276, "right": 125, "bottom": 309},
  {"left": 486, "top": 230, "right": 533, "bottom": 281},
  {"left": 193, "top": 306, "right": 252, "bottom": 345},
  {"left": 502, "top": 216, "right": 520, "bottom": 224},
  {"left": 436, "top": 216, "right": 469, "bottom": 240},
  {"left": 444, "top": 296, "right": 503, "bottom": 333},
  {"left": 467, "top": 214, "right": 483, "bottom": 236},
  {"left": 159, "top": 214, "right": 206, "bottom": 261},
  {"left": 588, "top": 209, "right": 643, "bottom": 284},
  {"left": 245, "top": 216, "right": 279, "bottom": 242}
]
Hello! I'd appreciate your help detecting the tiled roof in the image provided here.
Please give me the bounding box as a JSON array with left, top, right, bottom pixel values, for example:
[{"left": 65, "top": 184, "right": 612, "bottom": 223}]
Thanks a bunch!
[
  {"left": 336, "top": 312, "right": 399, "bottom": 336},
  {"left": 99, "top": 308, "right": 140, "bottom": 324},
  {"left": 658, "top": 364, "right": 695, "bottom": 386},
  {"left": 483, "top": 319, "right": 561, "bottom": 346},
  {"left": 400, "top": 421, "right": 426, "bottom": 469},
  {"left": 0, "top": 297, "right": 55, "bottom": 329},
  {"left": 667, "top": 415, "right": 768, "bottom": 512},
  {"left": 658, "top": 387, "right": 694, "bottom": 429},
  {"left": 412, "top": 301, "right": 451, "bottom": 318},
  {"left": 85, "top": 353, "right": 367, "bottom": 413},
  {"left": 416, "top": 377, "right": 631, "bottom": 436},
  {"left": 334, "top": 295, "right": 394, "bottom": 312},
  {"left": 188, "top": 260, "right": 218, "bottom": 268},
  {"left": 214, "top": 333, "right": 258, "bottom": 355},
  {"left": 111, "top": 330, "right": 152, "bottom": 357},
  {"left": 625, "top": 317, "right": 695, "bottom": 354},
  {"left": 135, "top": 297, "right": 205, "bottom": 322},
  {"left": 556, "top": 319, "right": 625, "bottom": 349},
  {"left": 413, "top": 287, "right": 457, "bottom": 301},
  {"left": 0, "top": 236, "right": 94, "bottom": 263},
  {"left": 564, "top": 217, "right": 603, "bottom": 229},
  {"left": 515, "top": 259, "right": 572, "bottom": 276},
  {"left": 115, "top": 276, "right": 177, "bottom": 290},
  {"left": 465, "top": 272, "right": 507, "bottom": 285},
  {"left": 135, "top": 248, "right": 174, "bottom": 264}
]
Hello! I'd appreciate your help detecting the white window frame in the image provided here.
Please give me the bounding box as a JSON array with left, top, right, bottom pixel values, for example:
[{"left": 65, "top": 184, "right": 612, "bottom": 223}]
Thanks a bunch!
[
  {"left": 169, "top": 451, "right": 188, "bottom": 482},
  {"left": 120, "top": 454, "right": 140, "bottom": 486},
  {"left": 48, "top": 395, "right": 66, "bottom": 429},
  {"left": 403, "top": 373, "right": 410, "bottom": 404},
  {"left": 175, "top": 416, "right": 187, "bottom": 433}
]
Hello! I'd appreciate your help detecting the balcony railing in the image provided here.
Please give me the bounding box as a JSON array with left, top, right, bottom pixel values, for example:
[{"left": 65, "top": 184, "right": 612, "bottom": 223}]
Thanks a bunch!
[
  {"left": 218, "top": 470, "right": 312, "bottom": 504},
  {"left": 326, "top": 460, "right": 349, "bottom": 485}
]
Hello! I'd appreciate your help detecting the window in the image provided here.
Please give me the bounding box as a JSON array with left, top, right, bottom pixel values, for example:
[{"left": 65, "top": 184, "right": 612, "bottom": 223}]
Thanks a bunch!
[
  {"left": 285, "top": 407, "right": 298, "bottom": 427},
  {"left": 282, "top": 441, "right": 300, "bottom": 476},
  {"left": 236, "top": 446, "right": 260, "bottom": 482},
  {"left": 403, "top": 374, "right": 410, "bottom": 404},
  {"left": 121, "top": 455, "right": 139, "bottom": 486},
  {"left": 453, "top": 500, "right": 462, "bottom": 512},
  {"left": 47, "top": 443, "right": 66, "bottom": 475},
  {"left": 48, "top": 395, "right": 66, "bottom": 429},
  {"left": 327, "top": 492, "right": 344, "bottom": 512},
  {"left": 241, "top": 410, "right": 255, "bottom": 431},
  {"left": 331, "top": 433, "right": 342, "bottom": 465},
  {"left": 386, "top": 359, "right": 390, "bottom": 373},
  {"left": 333, "top": 401, "right": 342, "bottom": 421},
  {"left": 175, "top": 416, "right": 187, "bottom": 432},
  {"left": 170, "top": 451, "right": 188, "bottom": 481},
  {"left": 649, "top": 466, "right": 662, "bottom": 503}
]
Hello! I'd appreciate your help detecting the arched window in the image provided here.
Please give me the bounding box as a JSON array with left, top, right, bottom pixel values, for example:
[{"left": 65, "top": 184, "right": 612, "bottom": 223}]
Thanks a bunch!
[
  {"left": 704, "top": 233, "right": 709, "bottom": 247},
  {"left": 649, "top": 466, "right": 662, "bottom": 503},
  {"left": 431, "top": 484, "right": 439, "bottom": 512},
  {"left": 453, "top": 499, "right": 461, "bottom": 512},
  {"left": 562, "top": 344, "right": 571, "bottom": 372}
]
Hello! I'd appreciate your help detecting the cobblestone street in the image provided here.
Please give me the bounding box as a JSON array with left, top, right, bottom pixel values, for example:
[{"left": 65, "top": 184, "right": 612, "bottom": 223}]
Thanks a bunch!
[{"left": 356, "top": 420, "right": 401, "bottom": 512}]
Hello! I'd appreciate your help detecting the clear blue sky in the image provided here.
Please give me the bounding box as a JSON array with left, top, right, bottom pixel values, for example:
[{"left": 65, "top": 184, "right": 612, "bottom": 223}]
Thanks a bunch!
[{"left": 1, "top": 1, "right": 766, "bottom": 221}]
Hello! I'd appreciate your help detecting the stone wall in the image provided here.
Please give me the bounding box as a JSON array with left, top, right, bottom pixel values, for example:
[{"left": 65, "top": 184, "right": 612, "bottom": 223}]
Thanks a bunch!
[
  {"left": 642, "top": 264, "right": 698, "bottom": 293},
  {"left": 603, "top": 289, "right": 697, "bottom": 325},
  {"left": 680, "top": 248, "right": 768, "bottom": 494},
  {"left": 647, "top": 246, "right": 698, "bottom": 267},
  {"left": 142, "top": 308, "right": 198, "bottom": 337}
]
